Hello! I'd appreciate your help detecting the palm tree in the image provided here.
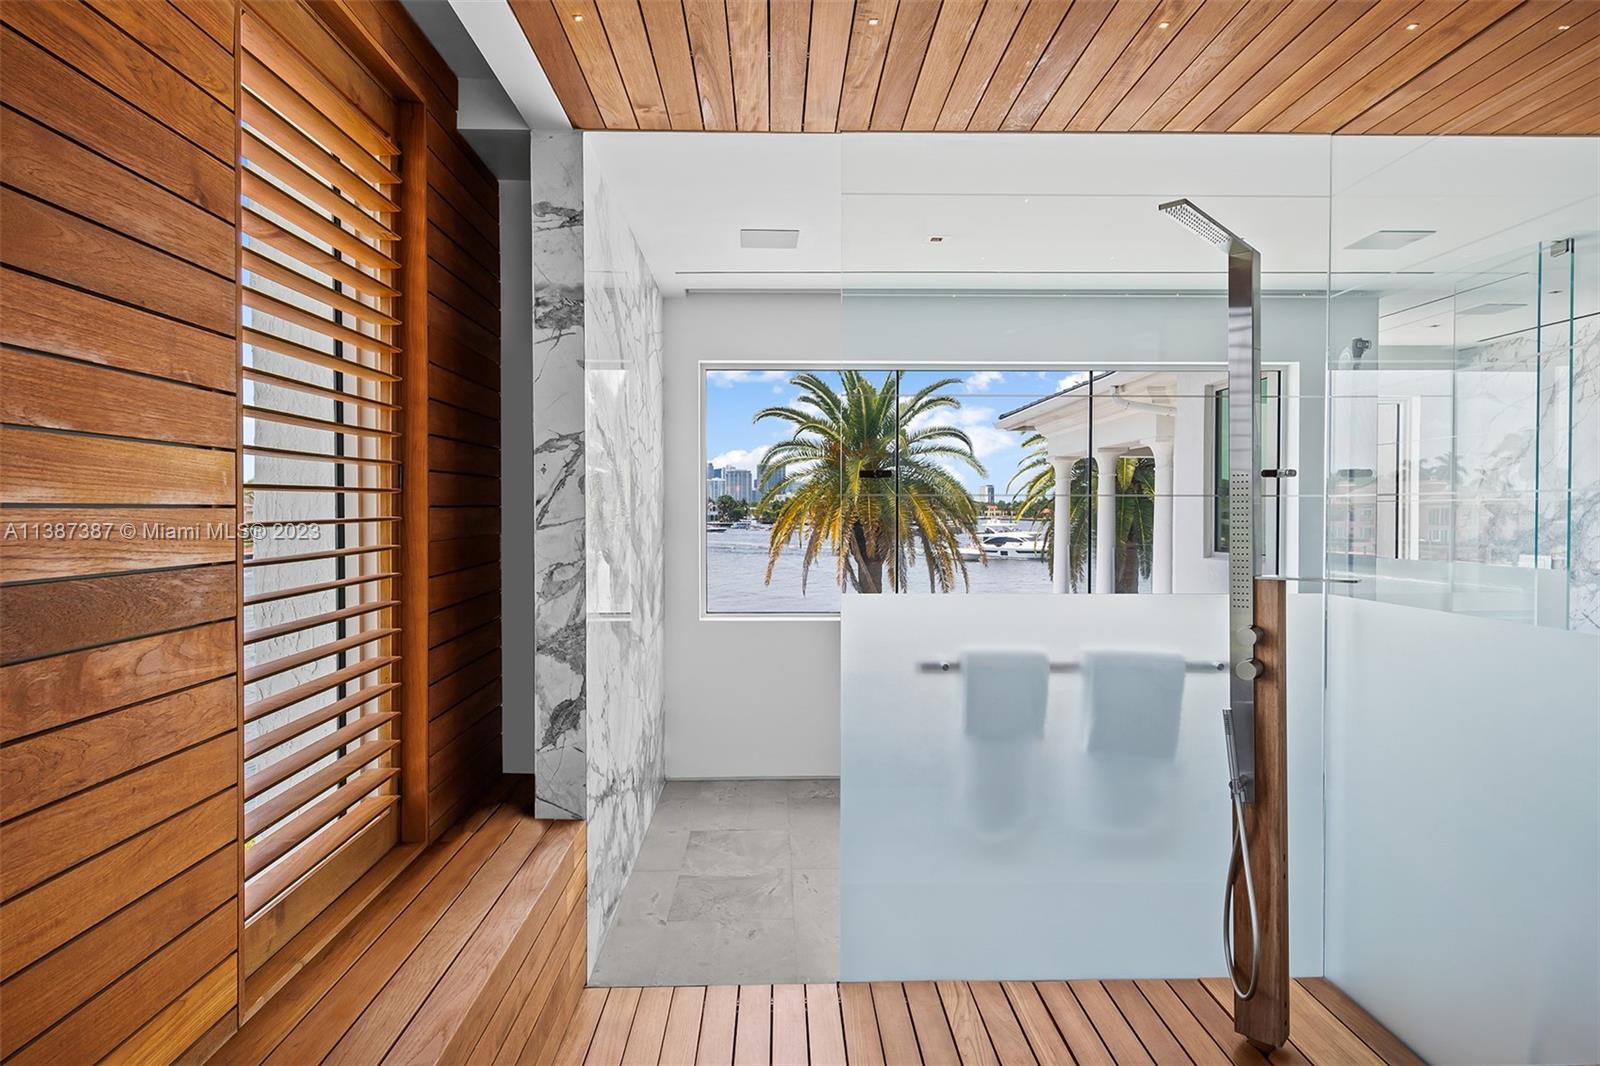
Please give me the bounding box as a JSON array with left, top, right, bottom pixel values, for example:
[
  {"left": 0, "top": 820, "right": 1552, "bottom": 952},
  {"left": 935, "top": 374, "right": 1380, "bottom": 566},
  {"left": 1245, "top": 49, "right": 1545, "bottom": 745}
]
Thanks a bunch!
[
  {"left": 753, "top": 371, "right": 986, "bottom": 595},
  {"left": 1009, "top": 435, "right": 1156, "bottom": 592}
]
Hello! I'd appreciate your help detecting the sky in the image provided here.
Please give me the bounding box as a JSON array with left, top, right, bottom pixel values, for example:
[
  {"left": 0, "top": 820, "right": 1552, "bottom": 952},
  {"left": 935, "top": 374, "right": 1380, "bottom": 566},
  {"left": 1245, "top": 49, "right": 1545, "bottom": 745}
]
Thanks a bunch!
[{"left": 704, "top": 368, "right": 1090, "bottom": 500}]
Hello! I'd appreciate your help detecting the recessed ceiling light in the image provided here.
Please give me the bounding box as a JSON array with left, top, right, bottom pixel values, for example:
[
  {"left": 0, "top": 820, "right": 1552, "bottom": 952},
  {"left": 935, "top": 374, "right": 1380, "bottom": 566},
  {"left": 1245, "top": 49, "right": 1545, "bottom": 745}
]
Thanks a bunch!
[
  {"left": 1157, "top": 20, "right": 1170, "bottom": 28},
  {"left": 929, "top": 235, "right": 945, "bottom": 244},
  {"left": 1405, "top": 22, "right": 1420, "bottom": 30},
  {"left": 1346, "top": 229, "right": 1436, "bottom": 250},
  {"left": 867, "top": 16, "right": 880, "bottom": 25},
  {"left": 572, "top": 12, "right": 583, "bottom": 21},
  {"left": 740, "top": 228, "right": 799, "bottom": 249},
  {"left": 1558, "top": 24, "right": 1571, "bottom": 30}
]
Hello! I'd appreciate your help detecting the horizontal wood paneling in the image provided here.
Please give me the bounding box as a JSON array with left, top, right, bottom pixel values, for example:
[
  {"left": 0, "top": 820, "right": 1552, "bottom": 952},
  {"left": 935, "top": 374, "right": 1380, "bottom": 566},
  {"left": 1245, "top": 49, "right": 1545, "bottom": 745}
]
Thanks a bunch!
[
  {"left": 423, "top": 108, "right": 501, "bottom": 844},
  {"left": 514, "top": 0, "right": 1600, "bottom": 133},
  {"left": 2, "top": 0, "right": 504, "bottom": 1057},
  {"left": 0, "top": 1, "right": 243, "bottom": 1060}
]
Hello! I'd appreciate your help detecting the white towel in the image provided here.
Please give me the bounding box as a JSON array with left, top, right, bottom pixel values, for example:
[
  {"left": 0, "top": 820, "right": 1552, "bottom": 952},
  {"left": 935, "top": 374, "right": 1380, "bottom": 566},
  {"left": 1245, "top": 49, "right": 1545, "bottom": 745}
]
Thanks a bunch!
[
  {"left": 961, "top": 649, "right": 1049, "bottom": 741},
  {"left": 1080, "top": 649, "right": 1185, "bottom": 760},
  {"left": 959, "top": 649, "right": 1049, "bottom": 837}
]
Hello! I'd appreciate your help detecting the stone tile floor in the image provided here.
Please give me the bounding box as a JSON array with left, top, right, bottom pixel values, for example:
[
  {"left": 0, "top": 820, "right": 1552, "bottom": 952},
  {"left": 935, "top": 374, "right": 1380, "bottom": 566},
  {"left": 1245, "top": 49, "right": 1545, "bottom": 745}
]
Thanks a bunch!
[{"left": 590, "top": 779, "right": 839, "bottom": 987}]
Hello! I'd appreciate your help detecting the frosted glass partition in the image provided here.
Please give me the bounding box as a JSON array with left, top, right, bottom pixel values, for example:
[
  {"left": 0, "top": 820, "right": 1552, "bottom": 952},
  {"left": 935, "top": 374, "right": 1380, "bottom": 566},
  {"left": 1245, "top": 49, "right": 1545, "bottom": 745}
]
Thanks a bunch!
[{"left": 839, "top": 593, "right": 1323, "bottom": 981}]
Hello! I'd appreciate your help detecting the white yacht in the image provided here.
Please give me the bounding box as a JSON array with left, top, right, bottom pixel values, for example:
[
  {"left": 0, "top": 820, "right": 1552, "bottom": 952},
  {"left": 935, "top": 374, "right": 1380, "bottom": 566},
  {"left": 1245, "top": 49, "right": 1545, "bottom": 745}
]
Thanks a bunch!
[{"left": 960, "top": 526, "right": 1046, "bottom": 561}]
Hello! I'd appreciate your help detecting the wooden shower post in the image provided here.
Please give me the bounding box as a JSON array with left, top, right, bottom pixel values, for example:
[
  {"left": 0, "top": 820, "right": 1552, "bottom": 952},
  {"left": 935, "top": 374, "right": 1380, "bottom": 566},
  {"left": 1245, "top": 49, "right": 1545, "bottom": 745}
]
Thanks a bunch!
[{"left": 1235, "top": 576, "right": 1290, "bottom": 1049}]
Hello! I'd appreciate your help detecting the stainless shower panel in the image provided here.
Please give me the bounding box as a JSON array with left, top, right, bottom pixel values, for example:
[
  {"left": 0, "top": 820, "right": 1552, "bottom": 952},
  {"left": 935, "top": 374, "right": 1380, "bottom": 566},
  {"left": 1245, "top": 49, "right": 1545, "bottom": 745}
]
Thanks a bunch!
[{"left": 1160, "top": 198, "right": 1263, "bottom": 803}]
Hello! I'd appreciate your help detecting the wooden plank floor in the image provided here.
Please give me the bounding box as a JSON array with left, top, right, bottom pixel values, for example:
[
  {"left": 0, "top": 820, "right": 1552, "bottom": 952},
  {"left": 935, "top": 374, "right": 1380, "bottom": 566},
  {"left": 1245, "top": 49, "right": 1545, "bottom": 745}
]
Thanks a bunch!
[
  {"left": 557, "top": 977, "right": 1423, "bottom": 1065},
  {"left": 215, "top": 791, "right": 587, "bottom": 1065}
]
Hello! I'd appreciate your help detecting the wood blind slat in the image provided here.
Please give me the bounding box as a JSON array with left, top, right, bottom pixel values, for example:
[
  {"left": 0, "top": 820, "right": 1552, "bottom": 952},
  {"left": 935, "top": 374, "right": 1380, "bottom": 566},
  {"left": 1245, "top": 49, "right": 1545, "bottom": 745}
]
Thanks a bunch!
[
  {"left": 243, "top": 287, "right": 398, "bottom": 356},
  {"left": 243, "top": 571, "right": 398, "bottom": 609},
  {"left": 242, "top": 248, "right": 399, "bottom": 326},
  {"left": 241, "top": 172, "right": 398, "bottom": 273},
  {"left": 245, "top": 765, "right": 399, "bottom": 877},
  {"left": 243, "top": 444, "right": 399, "bottom": 467},
  {"left": 240, "top": 12, "right": 398, "bottom": 158},
  {"left": 240, "top": 53, "right": 397, "bottom": 188},
  {"left": 241, "top": 326, "right": 398, "bottom": 383},
  {"left": 241, "top": 212, "right": 398, "bottom": 301},
  {"left": 243, "top": 682, "right": 398, "bottom": 761},
  {"left": 238, "top": 91, "right": 397, "bottom": 215},
  {"left": 243, "top": 793, "right": 398, "bottom": 915},
  {"left": 240, "top": 405, "right": 395, "bottom": 439},
  {"left": 242, "top": 366, "right": 398, "bottom": 414},
  {"left": 239, "top": 20, "right": 404, "bottom": 928},
  {"left": 244, "top": 626, "right": 397, "bottom": 684},
  {"left": 243, "top": 599, "right": 400, "bottom": 645},
  {"left": 242, "top": 132, "right": 398, "bottom": 243}
]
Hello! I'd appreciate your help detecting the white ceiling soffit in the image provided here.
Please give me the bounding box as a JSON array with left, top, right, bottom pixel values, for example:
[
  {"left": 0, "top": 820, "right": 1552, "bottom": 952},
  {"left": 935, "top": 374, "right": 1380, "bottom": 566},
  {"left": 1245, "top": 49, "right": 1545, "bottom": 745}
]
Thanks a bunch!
[
  {"left": 447, "top": 0, "right": 569, "bottom": 132},
  {"left": 589, "top": 133, "right": 1598, "bottom": 301}
]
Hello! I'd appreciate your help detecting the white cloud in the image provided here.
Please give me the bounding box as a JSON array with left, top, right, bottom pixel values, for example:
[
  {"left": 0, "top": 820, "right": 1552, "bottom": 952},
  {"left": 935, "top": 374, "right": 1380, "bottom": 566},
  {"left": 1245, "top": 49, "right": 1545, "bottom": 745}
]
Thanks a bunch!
[
  {"left": 1057, "top": 372, "right": 1088, "bottom": 393},
  {"left": 963, "top": 371, "right": 1006, "bottom": 392},
  {"left": 908, "top": 404, "right": 1017, "bottom": 461},
  {"left": 710, "top": 445, "right": 771, "bottom": 471},
  {"left": 707, "top": 370, "right": 789, "bottom": 388}
]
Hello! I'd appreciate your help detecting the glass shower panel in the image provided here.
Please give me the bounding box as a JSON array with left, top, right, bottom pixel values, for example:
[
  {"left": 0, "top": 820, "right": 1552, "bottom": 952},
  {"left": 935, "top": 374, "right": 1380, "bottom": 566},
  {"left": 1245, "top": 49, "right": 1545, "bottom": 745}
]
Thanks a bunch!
[{"left": 1324, "top": 135, "right": 1600, "bottom": 1066}]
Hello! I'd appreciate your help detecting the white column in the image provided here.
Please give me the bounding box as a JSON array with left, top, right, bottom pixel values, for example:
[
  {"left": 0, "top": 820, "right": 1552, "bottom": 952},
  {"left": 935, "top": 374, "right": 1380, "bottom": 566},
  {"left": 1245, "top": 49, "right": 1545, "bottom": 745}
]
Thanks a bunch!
[
  {"left": 1050, "top": 455, "right": 1074, "bottom": 593},
  {"left": 1149, "top": 438, "right": 1175, "bottom": 595},
  {"left": 1095, "top": 447, "right": 1120, "bottom": 593}
]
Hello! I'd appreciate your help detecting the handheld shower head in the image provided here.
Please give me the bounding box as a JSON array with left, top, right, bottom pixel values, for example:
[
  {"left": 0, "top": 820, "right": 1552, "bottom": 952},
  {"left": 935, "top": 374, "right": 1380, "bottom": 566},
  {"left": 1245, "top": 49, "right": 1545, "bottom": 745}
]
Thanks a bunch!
[{"left": 1158, "top": 198, "right": 1254, "bottom": 252}]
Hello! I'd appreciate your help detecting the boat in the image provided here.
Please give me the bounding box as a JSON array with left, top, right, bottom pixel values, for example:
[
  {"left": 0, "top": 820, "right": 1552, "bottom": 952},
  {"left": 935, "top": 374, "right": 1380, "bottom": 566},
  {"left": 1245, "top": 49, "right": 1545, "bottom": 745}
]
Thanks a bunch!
[{"left": 960, "top": 528, "right": 1046, "bottom": 561}]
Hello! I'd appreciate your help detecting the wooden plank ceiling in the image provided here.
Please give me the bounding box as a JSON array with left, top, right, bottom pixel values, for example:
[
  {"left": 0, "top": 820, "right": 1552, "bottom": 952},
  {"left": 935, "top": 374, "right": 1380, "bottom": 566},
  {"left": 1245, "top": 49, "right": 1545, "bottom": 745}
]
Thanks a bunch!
[{"left": 508, "top": 0, "right": 1600, "bottom": 134}]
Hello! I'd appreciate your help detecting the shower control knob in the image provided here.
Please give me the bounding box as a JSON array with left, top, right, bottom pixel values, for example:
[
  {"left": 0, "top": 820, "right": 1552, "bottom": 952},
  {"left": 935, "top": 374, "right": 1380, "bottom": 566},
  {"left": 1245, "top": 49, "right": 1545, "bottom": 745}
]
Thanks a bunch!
[
  {"left": 1234, "top": 658, "right": 1263, "bottom": 681},
  {"left": 1236, "top": 625, "right": 1263, "bottom": 646}
]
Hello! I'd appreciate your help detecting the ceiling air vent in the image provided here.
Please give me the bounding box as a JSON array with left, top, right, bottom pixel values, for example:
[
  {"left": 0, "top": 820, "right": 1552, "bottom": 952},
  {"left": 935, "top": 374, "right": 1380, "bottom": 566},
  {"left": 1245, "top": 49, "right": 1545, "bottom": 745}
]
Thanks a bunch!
[
  {"left": 740, "top": 228, "right": 800, "bottom": 249},
  {"left": 1459, "top": 302, "right": 1527, "bottom": 316},
  {"left": 1345, "top": 229, "right": 1435, "bottom": 250}
]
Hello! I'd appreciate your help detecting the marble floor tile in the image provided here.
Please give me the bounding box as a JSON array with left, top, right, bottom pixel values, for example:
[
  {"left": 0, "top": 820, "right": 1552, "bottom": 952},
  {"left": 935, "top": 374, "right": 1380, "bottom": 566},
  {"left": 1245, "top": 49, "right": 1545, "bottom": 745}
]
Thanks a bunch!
[
  {"left": 657, "top": 920, "right": 799, "bottom": 985},
  {"left": 591, "top": 778, "right": 839, "bottom": 987},
  {"left": 590, "top": 920, "right": 668, "bottom": 986},
  {"left": 793, "top": 868, "right": 839, "bottom": 935},
  {"left": 682, "top": 829, "right": 790, "bottom": 876},
  {"left": 790, "top": 823, "right": 839, "bottom": 868},
  {"left": 787, "top": 778, "right": 839, "bottom": 801},
  {"left": 633, "top": 827, "right": 689, "bottom": 871},
  {"left": 669, "top": 870, "right": 793, "bottom": 922},
  {"left": 610, "top": 870, "right": 677, "bottom": 925}
]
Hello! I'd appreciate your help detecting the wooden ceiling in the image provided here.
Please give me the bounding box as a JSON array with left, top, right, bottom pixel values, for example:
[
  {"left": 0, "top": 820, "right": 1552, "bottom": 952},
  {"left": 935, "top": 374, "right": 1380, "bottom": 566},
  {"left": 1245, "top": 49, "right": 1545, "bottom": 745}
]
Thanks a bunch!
[{"left": 507, "top": 0, "right": 1600, "bottom": 135}]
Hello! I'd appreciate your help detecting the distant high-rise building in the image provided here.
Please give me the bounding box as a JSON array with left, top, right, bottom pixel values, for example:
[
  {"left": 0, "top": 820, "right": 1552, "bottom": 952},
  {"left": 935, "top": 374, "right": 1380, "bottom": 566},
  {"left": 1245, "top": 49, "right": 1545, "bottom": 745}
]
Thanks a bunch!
[
  {"left": 707, "top": 476, "right": 727, "bottom": 500},
  {"left": 724, "top": 468, "right": 754, "bottom": 503},
  {"left": 707, "top": 462, "right": 717, "bottom": 479},
  {"left": 760, "top": 464, "right": 785, "bottom": 496},
  {"left": 982, "top": 484, "right": 996, "bottom": 504}
]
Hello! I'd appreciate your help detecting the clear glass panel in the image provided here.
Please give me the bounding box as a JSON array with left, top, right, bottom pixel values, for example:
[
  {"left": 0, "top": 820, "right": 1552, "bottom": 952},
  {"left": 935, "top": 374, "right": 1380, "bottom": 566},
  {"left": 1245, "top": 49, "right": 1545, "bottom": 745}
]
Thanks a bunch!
[{"left": 1325, "top": 135, "right": 1600, "bottom": 1065}]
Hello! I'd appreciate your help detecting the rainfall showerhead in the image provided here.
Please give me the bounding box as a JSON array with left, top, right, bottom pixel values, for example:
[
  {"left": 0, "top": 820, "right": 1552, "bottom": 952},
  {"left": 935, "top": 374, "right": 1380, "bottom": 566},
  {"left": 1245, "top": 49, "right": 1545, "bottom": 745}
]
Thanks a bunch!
[{"left": 1158, "top": 198, "right": 1251, "bottom": 251}]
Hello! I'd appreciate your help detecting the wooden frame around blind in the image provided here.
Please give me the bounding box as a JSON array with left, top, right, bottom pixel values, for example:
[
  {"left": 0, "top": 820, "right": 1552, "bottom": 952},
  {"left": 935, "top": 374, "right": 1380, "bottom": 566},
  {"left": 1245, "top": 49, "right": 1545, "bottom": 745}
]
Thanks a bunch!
[{"left": 233, "top": 0, "right": 433, "bottom": 1011}]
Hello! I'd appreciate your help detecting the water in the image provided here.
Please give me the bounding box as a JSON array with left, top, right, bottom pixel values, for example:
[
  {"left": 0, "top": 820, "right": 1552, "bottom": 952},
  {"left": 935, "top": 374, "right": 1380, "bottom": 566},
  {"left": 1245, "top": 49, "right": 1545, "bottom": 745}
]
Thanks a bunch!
[{"left": 705, "top": 526, "right": 1059, "bottom": 614}]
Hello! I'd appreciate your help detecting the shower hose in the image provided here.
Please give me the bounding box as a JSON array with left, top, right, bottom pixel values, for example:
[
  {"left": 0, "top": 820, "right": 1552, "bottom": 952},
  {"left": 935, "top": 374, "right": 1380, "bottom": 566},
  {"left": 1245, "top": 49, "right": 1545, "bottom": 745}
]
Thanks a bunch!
[{"left": 1224, "top": 775, "right": 1261, "bottom": 1000}]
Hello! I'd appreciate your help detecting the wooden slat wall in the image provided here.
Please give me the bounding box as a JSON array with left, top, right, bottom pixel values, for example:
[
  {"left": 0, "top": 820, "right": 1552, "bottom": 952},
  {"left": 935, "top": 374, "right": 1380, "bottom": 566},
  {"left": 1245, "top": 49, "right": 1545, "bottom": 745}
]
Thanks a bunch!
[
  {"left": 0, "top": 3, "right": 243, "bottom": 1063},
  {"left": 421, "top": 113, "right": 503, "bottom": 844},
  {"left": 1, "top": 0, "right": 503, "bottom": 1058},
  {"left": 510, "top": 0, "right": 1600, "bottom": 134}
]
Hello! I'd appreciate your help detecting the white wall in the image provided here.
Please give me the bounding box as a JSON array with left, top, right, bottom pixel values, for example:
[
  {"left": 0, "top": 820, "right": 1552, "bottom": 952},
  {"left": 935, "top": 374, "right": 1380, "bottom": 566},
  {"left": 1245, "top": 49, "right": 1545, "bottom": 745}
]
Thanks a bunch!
[
  {"left": 1325, "top": 597, "right": 1599, "bottom": 1065},
  {"left": 665, "top": 291, "right": 1369, "bottom": 778}
]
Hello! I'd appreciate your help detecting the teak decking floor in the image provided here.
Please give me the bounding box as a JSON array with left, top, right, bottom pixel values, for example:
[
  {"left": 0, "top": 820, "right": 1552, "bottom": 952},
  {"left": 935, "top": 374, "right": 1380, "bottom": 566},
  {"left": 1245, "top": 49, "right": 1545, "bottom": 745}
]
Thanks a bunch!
[{"left": 555, "top": 977, "right": 1423, "bottom": 1066}]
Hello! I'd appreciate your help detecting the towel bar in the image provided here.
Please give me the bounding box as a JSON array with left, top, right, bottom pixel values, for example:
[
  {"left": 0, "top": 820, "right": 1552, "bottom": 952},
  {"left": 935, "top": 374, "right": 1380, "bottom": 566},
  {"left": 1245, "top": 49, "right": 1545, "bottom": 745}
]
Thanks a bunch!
[{"left": 916, "top": 659, "right": 1226, "bottom": 674}]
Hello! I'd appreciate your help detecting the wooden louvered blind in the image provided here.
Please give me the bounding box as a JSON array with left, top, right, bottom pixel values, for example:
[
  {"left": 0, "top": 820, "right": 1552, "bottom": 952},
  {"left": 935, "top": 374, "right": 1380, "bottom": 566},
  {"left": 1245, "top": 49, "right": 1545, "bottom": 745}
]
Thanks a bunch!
[{"left": 238, "top": 6, "right": 403, "bottom": 931}]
